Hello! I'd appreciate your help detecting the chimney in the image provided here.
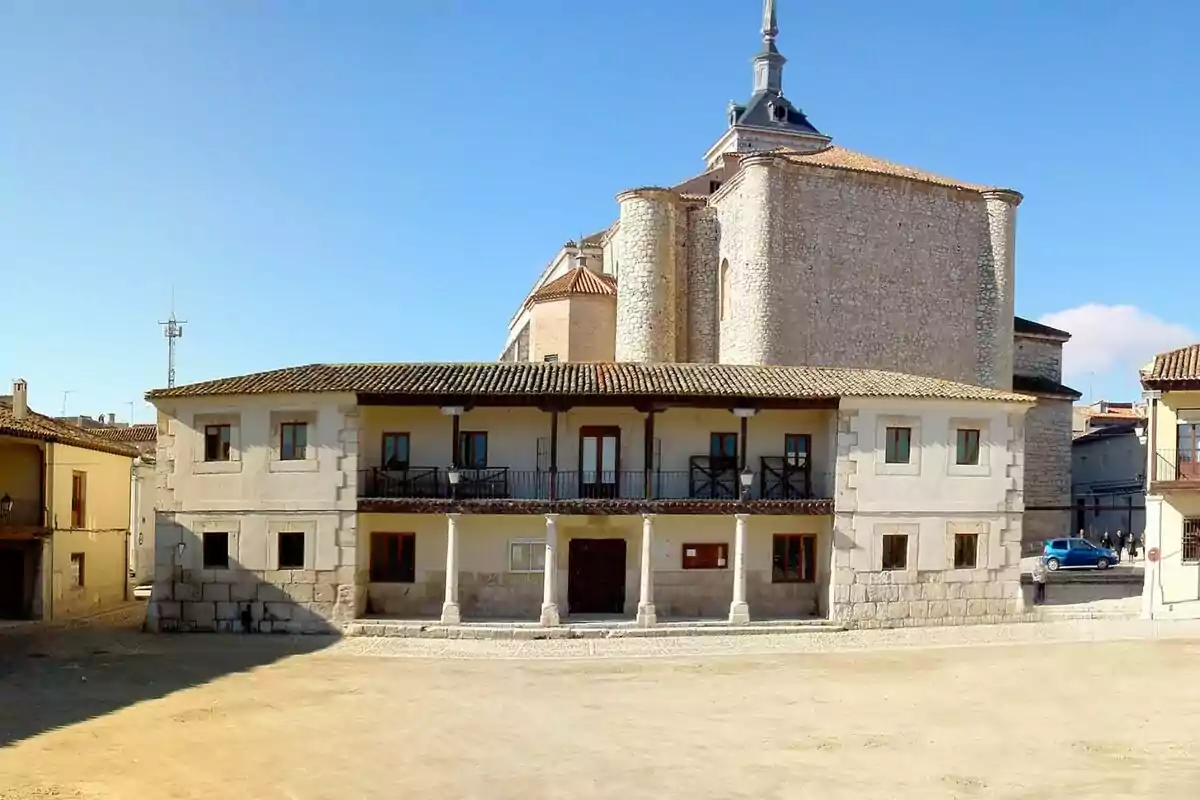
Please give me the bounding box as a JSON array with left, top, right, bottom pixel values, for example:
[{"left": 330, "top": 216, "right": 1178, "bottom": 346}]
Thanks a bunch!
[
  {"left": 12, "top": 379, "right": 28, "bottom": 420},
  {"left": 108, "top": 412, "right": 116, "bottom": 425}
]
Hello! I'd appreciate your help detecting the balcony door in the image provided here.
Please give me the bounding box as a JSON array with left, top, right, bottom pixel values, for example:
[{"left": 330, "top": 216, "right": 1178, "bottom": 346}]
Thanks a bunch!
[
  {"left": 580, "top": 426, "right": 620, "bottom": 499},
  {"left": 1179, "top": 423, "right": 1200, "bottom": 480}
]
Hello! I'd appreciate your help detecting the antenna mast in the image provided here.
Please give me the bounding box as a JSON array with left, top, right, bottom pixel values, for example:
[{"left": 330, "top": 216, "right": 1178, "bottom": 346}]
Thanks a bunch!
[{"left": 159, "top": 290, "right": 186, "bottom": 388}]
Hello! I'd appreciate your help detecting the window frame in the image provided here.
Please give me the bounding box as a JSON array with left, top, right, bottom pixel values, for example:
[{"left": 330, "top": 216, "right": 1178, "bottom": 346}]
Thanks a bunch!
[
  {"left": 279, "top": 421, "right": 308, "bottom": 461},
  {"left": 204, "top": 424, "right": 232, "bottom": 462},
  {"left": 881, "top": 534, "right": 908, "bottom": 571},
  {"left": 70, "top": 471, "right": 86, "bottom": 529},
  {"left": 783, "top": 433, "right": 811, "bottom": 468},
  {"left": 771, "top": 533, "right": 817, "bottom": 583},
  {"left": 278, "top": 531, "right": 306, "bottom": 569},
  {"left": 370, "top": 532, "right": 416, "bottom": 583},
  {"left": 884, "top": 427, "right": 912, "bottom": 464},
  {"left": 1184, "top": 518, "right": 1200, "bottom": 563},
  {"left": 508, "top": 539, "right": 547, "bottom": 573},
  {"left": 69, "top": 552, "right": 85, "bottom": 589},
  {"left": 953, "top": 532, "right": 979, "bottom": 569},
  {"left": 955, "top": 428, "right": 981, "bottom": 466},
  {"left": 710, "top": 432, "right": 738, "bottom": 462},
  {"left": 459, "top": 431, "right": 488, "bottom": 469},
  {"left": 381, "top": 432, "right": 411, "bottom": 470},
  {"left": 542, "top": 354, "right": 559, "bottom": 363},
  {"left": 682, "top": 542, "right": 729, "bottom": 570},
  {"left": 202, "top": 531, "right": 230, "bottom": 569}
]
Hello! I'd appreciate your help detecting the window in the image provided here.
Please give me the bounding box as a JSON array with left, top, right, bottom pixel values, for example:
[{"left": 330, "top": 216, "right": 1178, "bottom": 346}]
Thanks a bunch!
[
  {"left": 370, "top": 532, "right": 415, "bottom": 583},
  {"left": 459, "top": 432, "right": 488, "bottom": 468},
  {"left": 784, "top": 434, "right": 810, "bottom": 468},
  {"left": 278, "top": 531, "right": 305, "bottom": 569},
  {"left": 204, "top": 424, "right": 232, "bottom": 462},
  {"left": 956, "top": 428, "right": 981, "bottom": 466},
  {"left": 69, "top": 553, "right": 85, "bottom": 588},
  {"left": 710, "top": 432, "right": 738, "bottom": 463},
  {"left": 542, "top": 354, "right": 559, "bottom": 363},
  {"left": 280, "top": 422, "right": 307, "bottom": 461},
  {"left": 203, "top": 532, "right": 229, "bottom": 569},
  {"left": 708, "top": 179, "right": 722, "bottom": 194},
  {"left": 772, "top": 534, "right": 816, "bottom": 583},
  {"left": 509, "top": 540, "right": 546, "bottom": 573},
  {"left": 719, "top": 260, "right": 731, "bottom": 320},
  {"left": 1050, "top": 539, "right": 1068, "bottom": 550},
  {"left": 1184, "top": 519, "right": 1200, "bottom": 563},
  {"left": 881, "top": 534, "right": 908, "bottom": 570},
  {"left": 70, "top": 471, "right": 86, "bottom": 528},
  {"left": 954, "top": 533, "right": 979, "bottom": 569},
  {"left": 382, "top": 432, "right": 411, "bottom": 470},
  {"left": 884, "top": 427, "right": 911, "bottom": 464},
  {"left": 683, "top": 543, "right": 729, "bottom": 570}
]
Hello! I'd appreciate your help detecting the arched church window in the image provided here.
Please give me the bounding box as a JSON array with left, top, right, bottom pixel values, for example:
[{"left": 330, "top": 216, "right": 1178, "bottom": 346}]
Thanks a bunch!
[{"left": 719, "top": 259, "right": 731, "bottom": 321}]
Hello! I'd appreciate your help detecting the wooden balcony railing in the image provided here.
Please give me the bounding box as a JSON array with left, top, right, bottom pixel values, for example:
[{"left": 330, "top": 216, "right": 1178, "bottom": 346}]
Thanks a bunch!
[{"left": 0, "top": 497, "right": 46, "bottom": 528}]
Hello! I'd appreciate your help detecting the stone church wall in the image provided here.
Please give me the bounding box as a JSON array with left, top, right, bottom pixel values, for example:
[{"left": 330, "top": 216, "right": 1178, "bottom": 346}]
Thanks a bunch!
[
  {"left": 716, "top": 155, "right": 1007, "bottom": 387},
  {"left": 1022, "top": 398, "right": 1074, "bottom": 547}
]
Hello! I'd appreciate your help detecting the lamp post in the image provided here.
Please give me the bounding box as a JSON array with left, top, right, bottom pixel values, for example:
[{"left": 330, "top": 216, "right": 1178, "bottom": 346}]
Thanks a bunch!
[
  {"left": 0, "top": 493, "right": 12, "bottom": 522},
  {"left": 1135, "top": 424, "right": 1147, "bottom": 446},
  {"left": 739, "top": 467, "right": 754, "bottom": 502},
  {"left": 447, "top": 465, "right": 461, "bottom": 502}
]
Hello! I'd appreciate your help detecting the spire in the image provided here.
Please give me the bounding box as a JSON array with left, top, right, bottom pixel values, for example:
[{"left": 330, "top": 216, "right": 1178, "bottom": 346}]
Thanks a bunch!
[
  {"left": 753, "top": 0, "right": 786, "bottom": 94},
  {"left": 762, "top": 0, "right": 779, "bottom": 52}
]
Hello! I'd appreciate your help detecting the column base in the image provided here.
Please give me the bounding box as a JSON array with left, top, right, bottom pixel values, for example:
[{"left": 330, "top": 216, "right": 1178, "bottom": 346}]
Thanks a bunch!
[
  {"left": 636, "top": 603, "right": 657, "bottom": 628},
  {"left": 728, "top": 601, "right": 750, "bottom": 625},
  {"left": 440, "top": 602, "right": 461, "bottom": 625},
  {"left": 539, "top": 603, "right": 560, "bottom": 626}
]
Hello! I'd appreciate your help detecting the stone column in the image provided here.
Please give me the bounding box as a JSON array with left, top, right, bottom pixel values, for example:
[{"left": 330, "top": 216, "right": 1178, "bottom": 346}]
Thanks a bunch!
[
  {"left": 615, "top": 188, "right": 677, "bottom": 363},
  {"left": 976, "top": 189, "right": 1021, "bottom": 390},
  {"left": 636, "top": 513, "right": 657, "bottom": 627},
  {"left": 441, "top": 513, "right": 461, "bottom": 624},
  {"left": 540, "top": 514, "right": 560, "bottom": 626},
  {"left": 729, "top": 513, "right": 750, "bottom": 624}
]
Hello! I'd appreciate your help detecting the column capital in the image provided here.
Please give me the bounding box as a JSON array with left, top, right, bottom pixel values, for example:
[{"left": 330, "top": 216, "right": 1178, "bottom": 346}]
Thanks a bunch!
[
  {"left": 641, "top": 512, "right": 657, "bottom": 521},
  {"left": 734, "top": 512, "right": 751, "bottom": 522},
  {"left": 446, "top": 512, "right": 462, "bottom": 520},
  {"left": 544, "top": 513, "right": 560, "bottom": 523}
]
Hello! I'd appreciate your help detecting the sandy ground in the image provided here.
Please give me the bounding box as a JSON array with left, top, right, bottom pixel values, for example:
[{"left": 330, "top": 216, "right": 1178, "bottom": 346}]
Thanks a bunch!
[{"left": 1, "top": 624, "right": 1198, "bottom": 799}]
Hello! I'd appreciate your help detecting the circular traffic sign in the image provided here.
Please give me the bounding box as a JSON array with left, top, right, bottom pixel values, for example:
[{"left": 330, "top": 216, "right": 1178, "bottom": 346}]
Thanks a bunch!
[{"left": 1148, "top": 547, "right": 1161, "bottom": 563}]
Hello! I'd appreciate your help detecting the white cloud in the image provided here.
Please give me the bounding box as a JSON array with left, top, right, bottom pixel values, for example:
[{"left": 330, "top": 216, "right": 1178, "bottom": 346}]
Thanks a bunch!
[{"left": 1038, "top": 304, "right": 1195, "bottom": 383}]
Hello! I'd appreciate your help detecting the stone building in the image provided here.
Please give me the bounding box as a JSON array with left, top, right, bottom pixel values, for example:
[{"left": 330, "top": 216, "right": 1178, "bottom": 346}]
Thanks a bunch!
[
  {"left": 145, "top": 361, "right": 1033, "bottom": 632},
  {"left": 500, "top": 0, "right": 1077, "bottom": 545}
]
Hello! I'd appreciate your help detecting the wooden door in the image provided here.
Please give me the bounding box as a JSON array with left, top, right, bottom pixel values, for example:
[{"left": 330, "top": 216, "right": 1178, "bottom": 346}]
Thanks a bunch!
[
  {"left": 1179, "top": 424, "right": 1200, "bottom": 480},
  {"left": 579, "top": 426, "right": 620, "bottom": 499},
  {"left": 567, "top": 539, "right": 627, "bottom": 615},
  {"left": 0, "top": 548, "right": 27, "bottom": 619}
]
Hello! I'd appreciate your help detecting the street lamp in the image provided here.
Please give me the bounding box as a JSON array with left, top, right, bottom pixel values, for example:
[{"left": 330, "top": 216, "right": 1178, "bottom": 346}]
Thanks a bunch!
[
  {"left": 0, "top": 494, "right": 12, "bottom": 520},
  {"left": 739, "top": 467, "right": 754, "bottom": 502},
  {"left": 447, "top": 465, "right": 461, "bottom": 501},
  {"left": 1135, "top": 424, "right": 1147, "bottom": 445}
]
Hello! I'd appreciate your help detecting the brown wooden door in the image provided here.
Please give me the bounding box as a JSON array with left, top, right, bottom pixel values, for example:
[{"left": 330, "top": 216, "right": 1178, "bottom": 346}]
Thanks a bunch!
[
  {"left": 579, "top": 426, "right": 620, "bottom": 499},
  {"left": 567, "top": 539, "right": 626, "bottom": 615},
  {"left": 1179, "top": 424, "right": 1200, "bottom": 480},
  {"left": 0, "top": 548, "right": 27, "bottom": 619}
]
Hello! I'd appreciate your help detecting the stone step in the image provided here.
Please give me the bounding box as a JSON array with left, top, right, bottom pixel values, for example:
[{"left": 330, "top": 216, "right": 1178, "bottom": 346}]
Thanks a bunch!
[{"left": 344, "top": 620, "right": 847, "bottom": 639}]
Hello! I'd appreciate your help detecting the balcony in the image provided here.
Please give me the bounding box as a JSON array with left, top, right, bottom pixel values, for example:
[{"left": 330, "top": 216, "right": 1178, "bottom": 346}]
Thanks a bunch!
[
  {"left": 0, "top": 497, "right": 47, "bottom": 530},
  {"left": 1151, "top": 450, "right": 1200, "bottom": 491},
  {"left": 358, "top": 459, "right": 832, "bottom": 514}
]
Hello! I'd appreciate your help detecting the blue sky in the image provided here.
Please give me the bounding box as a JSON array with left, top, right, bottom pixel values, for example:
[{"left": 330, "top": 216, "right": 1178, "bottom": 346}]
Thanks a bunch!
[{"left": 2, "top": 0, "right": 1197, "bottom": 421}]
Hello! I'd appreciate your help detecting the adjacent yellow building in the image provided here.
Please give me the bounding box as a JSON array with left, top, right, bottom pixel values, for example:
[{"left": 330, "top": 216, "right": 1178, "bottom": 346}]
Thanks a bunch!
[
  {"left": 1142, "top": 346, "right": 1200, "bottom": 618},
  {"left": 0, "top": 379, "right": 137, "bottom": 621}
]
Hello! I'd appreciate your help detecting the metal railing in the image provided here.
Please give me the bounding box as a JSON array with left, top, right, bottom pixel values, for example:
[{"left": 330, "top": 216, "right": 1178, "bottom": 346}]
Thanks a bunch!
[
  {"left": 1155, "top": 450, "right": 1200, "bottom": 482},
  {"left": 358, "top": 466, "right": 834, "bottom": 502}
]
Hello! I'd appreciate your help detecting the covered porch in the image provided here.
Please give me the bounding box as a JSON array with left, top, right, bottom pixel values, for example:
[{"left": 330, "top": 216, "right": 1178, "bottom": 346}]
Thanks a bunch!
[{"left": 356, "top": 512, "right": 834, "bottom": 626}]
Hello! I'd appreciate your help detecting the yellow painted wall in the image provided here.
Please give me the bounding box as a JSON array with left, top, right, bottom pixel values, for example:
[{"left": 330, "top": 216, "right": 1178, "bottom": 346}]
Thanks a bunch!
[
  {"left": 47, "top": 442, "right": 132, "bottom": 619},
  {"left": 0, "top": 437, "right": 43, "bottom": 522}
]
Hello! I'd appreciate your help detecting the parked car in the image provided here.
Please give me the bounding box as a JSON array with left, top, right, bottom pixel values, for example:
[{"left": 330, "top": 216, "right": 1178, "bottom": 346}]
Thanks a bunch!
[{"left": 1042, "top": 538, "right": 1119, "bottom": 571}]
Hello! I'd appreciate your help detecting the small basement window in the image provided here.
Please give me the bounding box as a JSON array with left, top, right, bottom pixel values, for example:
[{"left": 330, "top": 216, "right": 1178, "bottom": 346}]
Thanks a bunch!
[
  {"left": 682, "top": 543, "right": 728, "bottom": 570},
  {"left": 69, "top": 553, "right": 85, "bottom": 588},
  {"left": 278, "top": 531, "right": 305, "bottom": 569},
  {"left": 203, "top": 532, "right": 230, "bottom": 569}
]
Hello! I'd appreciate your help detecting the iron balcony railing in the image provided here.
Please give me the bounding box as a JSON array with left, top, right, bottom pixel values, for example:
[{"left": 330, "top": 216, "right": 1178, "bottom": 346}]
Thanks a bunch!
[
  {"left": 359, "top": 464, "right": 834, "bottom": 502},
  {"left": 1154, "top": 450, "right": 1200, "bottom": 483}
]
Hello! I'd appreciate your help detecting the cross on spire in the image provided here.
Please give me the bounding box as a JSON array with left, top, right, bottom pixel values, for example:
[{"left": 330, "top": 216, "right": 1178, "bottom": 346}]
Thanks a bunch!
[{"left": 762, "top": 0, "right": 779, "bottom": 51}]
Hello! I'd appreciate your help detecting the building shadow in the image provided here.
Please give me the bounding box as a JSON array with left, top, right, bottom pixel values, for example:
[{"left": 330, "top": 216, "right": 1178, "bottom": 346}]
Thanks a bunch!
[{"left": 0, "top": 556, "right": 341, "bottom": 749}]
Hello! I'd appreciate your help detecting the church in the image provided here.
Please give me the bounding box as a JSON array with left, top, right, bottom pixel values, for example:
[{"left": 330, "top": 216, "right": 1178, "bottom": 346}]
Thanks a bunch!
[{"left": 501, "top": 0, "right": 1079, "bottom": 547}]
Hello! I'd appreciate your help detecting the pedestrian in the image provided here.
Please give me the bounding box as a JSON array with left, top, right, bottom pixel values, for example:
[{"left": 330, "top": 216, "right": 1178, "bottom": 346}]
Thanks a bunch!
[
  {"left": 1078, "top": 528, "right": 1088, "bottom": 544},
  {"left": 1129, "top": 531, "right": 1139, "bottom": 559},
  {"left": 1101, "top": 530, "right": 1112, "bottom": 550},
  {"left": 1032, "top": 556, "right": 1048, "bottom": 605}
]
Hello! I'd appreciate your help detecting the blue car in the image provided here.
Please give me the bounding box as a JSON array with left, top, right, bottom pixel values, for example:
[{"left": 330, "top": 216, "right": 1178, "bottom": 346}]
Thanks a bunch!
[{"left": 1042, "top": 538, "right": 1119, "bottom": 571}]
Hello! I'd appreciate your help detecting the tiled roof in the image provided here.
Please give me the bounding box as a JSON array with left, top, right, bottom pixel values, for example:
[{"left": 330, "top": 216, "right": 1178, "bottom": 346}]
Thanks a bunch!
[
  {"left": 147, "top": 362, "right": 1035, "bottom": 404},
  {"left": 1013, "top": 375, "right": 1083, "bottom": 400},
  {"left": 1014, "top": 316, "right": 1071, "bottom": 340},
  {"left": 86, "top": 424, "right": 158, "bottom": 443},
  {"left": 777, "top": 146, "right": 1007, "bottom": 195},
  {"left": 526, "top": 267, "right": 617, "bottom": 305},
  {"left": 1143, "top": 344, "right": 1200, "bottom": 385},
  {"left": 0, "top": 401, "right": 140, "bottom": 457}
]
